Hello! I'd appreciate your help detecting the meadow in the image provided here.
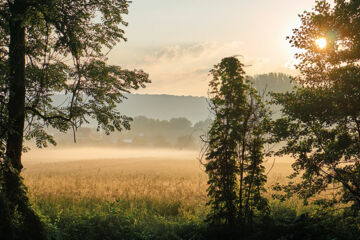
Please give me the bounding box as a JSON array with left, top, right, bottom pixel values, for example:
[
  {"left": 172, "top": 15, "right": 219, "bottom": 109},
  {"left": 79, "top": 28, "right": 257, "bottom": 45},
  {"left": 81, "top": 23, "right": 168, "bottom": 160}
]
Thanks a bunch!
[
  {"left": 22, "top": 147, "right": 294, "bottom": 205},
  {"left": 19, "top": 147, "right": 322, "bottom": 240}
]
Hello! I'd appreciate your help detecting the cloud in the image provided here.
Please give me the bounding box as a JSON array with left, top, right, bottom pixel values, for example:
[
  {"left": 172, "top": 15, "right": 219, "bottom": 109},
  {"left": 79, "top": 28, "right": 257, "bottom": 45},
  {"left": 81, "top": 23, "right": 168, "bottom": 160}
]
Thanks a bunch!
[
  {"left": 111, "top": 41, "right": 277, "bottom": 96},
  {"left": 132, "top": 42, "right": 246, "bottom": 95},
  {"left": 140, "top": 41, "right": 244, "bottom": 66}
]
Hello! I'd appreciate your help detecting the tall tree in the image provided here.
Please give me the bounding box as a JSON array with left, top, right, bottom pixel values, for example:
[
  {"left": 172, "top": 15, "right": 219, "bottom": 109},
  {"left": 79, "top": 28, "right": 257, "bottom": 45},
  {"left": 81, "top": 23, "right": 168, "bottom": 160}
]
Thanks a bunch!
[
  {"left": 0, "top": 0, "right": 150, "bottom": 238},
  {"left": 272, "top": 0, "right": 360, "bottom": 207},
  {"left": 204, "top": 57, "right": 269, "bottom": 226}
]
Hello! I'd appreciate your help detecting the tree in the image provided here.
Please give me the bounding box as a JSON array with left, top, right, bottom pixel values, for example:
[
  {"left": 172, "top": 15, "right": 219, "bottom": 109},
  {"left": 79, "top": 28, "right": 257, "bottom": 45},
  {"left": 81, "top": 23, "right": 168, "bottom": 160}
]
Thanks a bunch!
[
  {"left": 250, "top": 73, "right": 294, "bottom": 95},
  {"left": 204, "top": 57, "right": 269, "bottom": 226},
  {"left": 0, "top": 0, "right": 150, "bottom": 238},
  {"left": 272, "top": 0, "right": 360, "bottom": 208}
]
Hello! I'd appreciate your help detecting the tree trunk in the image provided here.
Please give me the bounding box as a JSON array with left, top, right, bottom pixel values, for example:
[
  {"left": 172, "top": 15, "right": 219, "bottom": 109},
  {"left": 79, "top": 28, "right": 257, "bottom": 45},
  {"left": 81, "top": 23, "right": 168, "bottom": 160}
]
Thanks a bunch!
[
  {"left": 2, "top": 3, "right": 46, "bottom": 239},
  {"left": 6, "top": 0, "right": 26, "bottom": 172}
]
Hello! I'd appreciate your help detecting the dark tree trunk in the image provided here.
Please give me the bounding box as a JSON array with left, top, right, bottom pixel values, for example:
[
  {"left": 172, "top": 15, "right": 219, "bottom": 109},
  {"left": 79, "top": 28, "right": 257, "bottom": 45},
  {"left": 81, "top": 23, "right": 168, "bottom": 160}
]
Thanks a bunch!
[
  {"left": 6, "top": 0, "right": 26, "bottom": 172},
  {"left": 0, "top": 193, "right": 14, "bottom": 240},
  {"left": 2, "top": 3, "right": 45, "bottom": 238}
]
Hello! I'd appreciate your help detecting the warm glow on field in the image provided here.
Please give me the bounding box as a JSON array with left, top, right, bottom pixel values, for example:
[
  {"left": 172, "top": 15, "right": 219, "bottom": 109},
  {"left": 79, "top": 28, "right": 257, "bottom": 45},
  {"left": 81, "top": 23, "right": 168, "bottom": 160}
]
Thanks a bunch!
[
  {"left": 315, "top": 37, "right": 327, "bottom": 49},
  {"left": 22, "top": 148, "right": 294, "bottom": 203}
]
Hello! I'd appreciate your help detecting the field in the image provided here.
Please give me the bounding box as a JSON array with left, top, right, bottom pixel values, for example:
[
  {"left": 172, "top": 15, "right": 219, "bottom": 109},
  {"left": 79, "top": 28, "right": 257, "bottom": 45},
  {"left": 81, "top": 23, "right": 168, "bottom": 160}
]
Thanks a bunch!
[
  {"left": 19, "top": 147, "right": 360, "bottom": 240},
  {"left": 22, "top": 147, "right": 293, "bottom": 205},
  {"left": 20, "top": 147, "right": 297, "bottom": 239}
]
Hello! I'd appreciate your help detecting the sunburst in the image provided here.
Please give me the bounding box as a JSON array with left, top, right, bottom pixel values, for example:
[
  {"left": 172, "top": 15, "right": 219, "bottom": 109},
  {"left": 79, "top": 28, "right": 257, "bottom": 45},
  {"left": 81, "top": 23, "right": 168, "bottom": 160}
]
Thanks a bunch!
[{"left": 315, "top": 38, "right": 327, "bottom": 49}]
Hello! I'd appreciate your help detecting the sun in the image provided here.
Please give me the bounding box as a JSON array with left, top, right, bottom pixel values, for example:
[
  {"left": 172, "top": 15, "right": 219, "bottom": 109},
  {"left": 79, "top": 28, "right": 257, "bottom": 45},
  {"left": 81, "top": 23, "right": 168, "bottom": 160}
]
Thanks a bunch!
[{"left": 315, "top": 37, "right": 327, "bottom": 49}]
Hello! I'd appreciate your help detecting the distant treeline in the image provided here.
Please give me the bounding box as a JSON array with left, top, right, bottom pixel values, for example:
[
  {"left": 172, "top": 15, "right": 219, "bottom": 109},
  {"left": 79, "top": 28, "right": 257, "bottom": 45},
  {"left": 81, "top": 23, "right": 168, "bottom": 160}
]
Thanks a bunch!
[
  {"left": 51, "top": 116, "right": 212, "bottom": 149},
  {"left": 250, "top": 72, "right": 295, "bottom": 94},
  {"left": 51, "top": 72, "right": 294, "bottom": 125},
  {"left": 44, "top": 73, "right": 294, "bottom": 149}
]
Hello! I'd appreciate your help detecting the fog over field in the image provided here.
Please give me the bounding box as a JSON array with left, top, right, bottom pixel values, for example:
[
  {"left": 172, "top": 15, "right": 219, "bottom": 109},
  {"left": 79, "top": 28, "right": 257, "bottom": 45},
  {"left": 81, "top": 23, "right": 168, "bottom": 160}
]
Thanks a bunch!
[
  {"left": 20, "top": 147, "right": 294, "bottom": 214},
  {"left": 22, "top": 147, "right": 294, "bottom": 178},
  {"left": 22, "top": 147, "right": 199, "bottom": 164}
]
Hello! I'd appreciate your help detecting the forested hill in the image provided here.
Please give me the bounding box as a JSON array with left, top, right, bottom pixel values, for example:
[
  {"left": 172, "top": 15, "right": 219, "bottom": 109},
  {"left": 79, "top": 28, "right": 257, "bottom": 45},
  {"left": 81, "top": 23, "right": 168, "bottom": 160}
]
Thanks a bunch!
[
  {"left": 117, "top": 73, "right": 294, "bottom": 122},
  {"left": 118, "top": 94, "right": 210, "bottom": 123},
  {"left": 53, "top": 73, "right": 294, "bottom": 124}
]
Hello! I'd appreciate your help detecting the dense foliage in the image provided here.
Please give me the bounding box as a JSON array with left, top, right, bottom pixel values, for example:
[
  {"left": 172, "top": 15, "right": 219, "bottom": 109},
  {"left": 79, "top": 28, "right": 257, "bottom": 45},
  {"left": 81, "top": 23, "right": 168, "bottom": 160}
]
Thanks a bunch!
[
  {"left": 26, "top": 196, "right": 360, "bottom": 240},
  {"left": 204, "top": 57, "right": 270, "bottom": 226},
  {"left": 0, "top": 0, "right": 150, "bottom": 152},
  {"left": 272, "top": 0, "right": 360, "bottom": 209},
  {"left": 0, "top": 0, "right": 150, "bottom": 239}
]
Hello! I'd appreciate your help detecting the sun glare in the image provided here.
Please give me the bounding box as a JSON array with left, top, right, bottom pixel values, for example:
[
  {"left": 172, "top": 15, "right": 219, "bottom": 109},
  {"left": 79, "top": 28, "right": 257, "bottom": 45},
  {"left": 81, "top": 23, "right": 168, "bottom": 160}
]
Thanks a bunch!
[{"left": 315, "top": 37, "right": 327, "bottom": 49}]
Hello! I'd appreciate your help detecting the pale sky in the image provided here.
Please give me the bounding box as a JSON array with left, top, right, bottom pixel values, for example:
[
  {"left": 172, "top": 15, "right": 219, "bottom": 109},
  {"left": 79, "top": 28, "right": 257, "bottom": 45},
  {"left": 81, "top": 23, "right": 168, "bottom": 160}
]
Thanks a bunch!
[{"left": 107, "top": 0, "right": 317, "bottom": 96}]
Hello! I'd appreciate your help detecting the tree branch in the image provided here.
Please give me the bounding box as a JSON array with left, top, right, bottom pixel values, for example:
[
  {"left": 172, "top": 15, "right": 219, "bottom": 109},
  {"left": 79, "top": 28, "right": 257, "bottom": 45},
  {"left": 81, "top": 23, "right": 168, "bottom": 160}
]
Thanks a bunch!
[{"left": 25, "top": 106, "right": 71, "bottom": 123}]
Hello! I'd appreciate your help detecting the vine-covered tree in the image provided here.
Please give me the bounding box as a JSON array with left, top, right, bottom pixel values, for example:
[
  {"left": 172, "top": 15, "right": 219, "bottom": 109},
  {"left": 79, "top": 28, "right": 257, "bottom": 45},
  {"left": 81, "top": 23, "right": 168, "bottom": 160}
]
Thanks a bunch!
[
  {"left": 204, "top": 57, "right": 270, "bottom": 226},
  {"left": 0, "top": 0, "right": 150, "bottom": 239},
  {"left": 272, "top": 0, "right": 360, "bottom": 208}
]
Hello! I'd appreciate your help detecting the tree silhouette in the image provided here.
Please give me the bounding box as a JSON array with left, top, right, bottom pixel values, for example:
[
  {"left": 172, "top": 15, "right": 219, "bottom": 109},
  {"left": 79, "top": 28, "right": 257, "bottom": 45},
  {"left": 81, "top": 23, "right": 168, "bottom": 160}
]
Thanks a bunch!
[
  {"left": 272, "top": 0, "right": 360, "bottom": 208},
  {"left": 0, "top": 1, "right": 150, "bottom": 238},
  {"left": 204, "top": 57, "right": 270, "bottom": 226}
]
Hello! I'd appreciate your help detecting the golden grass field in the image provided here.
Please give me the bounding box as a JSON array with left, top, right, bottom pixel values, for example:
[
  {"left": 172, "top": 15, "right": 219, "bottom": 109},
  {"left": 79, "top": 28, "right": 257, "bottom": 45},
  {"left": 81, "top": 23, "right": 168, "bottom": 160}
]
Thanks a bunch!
[{"left": 21, "top": 147, "right": 294, "bottom": 207}]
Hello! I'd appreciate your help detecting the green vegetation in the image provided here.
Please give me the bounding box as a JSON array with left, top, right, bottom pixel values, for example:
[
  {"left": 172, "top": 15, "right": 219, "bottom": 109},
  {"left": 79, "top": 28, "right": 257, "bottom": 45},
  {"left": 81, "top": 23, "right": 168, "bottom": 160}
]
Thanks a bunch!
[
  {"left": 13, "top": 147, "right": 360, "bottom": 240},
  {"left": 34, "top": 196, "right": 206, "bottom": 240},
  {"left": 204, "top": 57, "right": 270, "bottom": 225},
  {"left": 0, "top": 0, "right": 149, "bottom": 238},
  {"left": 1, "top": 0, "right": 360, "bottom": 239},
  {"left": 13, "top": 153, "right": 360, "bottom": 240},
  {"left": 28, "top": 194, "right": 360, "bottom": 240},
  {"left": 271, "top": 0, "right": 360, "bottom": 208}
]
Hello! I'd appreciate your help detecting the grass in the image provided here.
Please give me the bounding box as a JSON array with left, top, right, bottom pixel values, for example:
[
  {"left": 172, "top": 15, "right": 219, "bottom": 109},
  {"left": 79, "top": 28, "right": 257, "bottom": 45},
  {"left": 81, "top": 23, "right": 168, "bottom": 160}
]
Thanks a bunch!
[
  {"left": 22, "top": 147, "right": 292, "bottom": 203},
  {"left": 20, "top": 147, "right": 358, "bottom": 240},
  {"left": 22, "top": 148, "right": 210, "bottom": 239},
  {"left": 35, "top": 195, "right": 205, "bottom": 240}
]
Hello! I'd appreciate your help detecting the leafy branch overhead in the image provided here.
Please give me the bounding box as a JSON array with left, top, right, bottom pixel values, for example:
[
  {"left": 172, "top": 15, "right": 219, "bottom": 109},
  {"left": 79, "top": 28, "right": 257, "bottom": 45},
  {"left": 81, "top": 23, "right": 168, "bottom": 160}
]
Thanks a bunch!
[
  {"left": 272, "top": 0, "right": 360, "bottom": 208},
  {"left": 0, "top": 0, "right": 150, "bottom": 149},
  {"left": 0, "top": 1, "right": 150, "bottom": 238}
]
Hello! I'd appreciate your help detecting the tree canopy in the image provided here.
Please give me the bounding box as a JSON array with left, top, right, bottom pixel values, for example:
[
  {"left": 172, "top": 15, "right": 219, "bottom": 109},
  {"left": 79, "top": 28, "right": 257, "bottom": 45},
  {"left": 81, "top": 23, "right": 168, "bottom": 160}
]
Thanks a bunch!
[
  {"left": 0, "top": 0, "right": 150, "bottom": 159},
  {"left": 0, "top": 1, "right": 150, "bottom": 239},
  {"left": 204, "top": 57, "right": 270, "bottom": 226},
  {"left": 272, "top": 0, "right": 360, "bottom": 207}
]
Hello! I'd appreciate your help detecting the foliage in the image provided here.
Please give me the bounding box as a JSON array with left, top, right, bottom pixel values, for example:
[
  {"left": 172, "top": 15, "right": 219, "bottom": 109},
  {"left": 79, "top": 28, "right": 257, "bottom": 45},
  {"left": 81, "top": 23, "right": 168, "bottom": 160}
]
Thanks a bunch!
[
  {"left": 204, "top": 57, "right": 270, "bottom": 226},
  {"left": 27, "top": 194, "right": 360, "bottom": 240},
  {"left": 34, "top": 196, "right": 207, "bottom": 240},
  {"left": 271, "top": 0, "right": 360, "bottom": 209},
  {"left": 0, "top": 0, "right": 150, "bottom": 238},
  {"left": 287, "top": 0, "right": 360, "bottom": 87},
  {"left": 0, "top": 0, "right": 150, "bottom": 160},
  {"left": 0, "top": 160, "right": 45, "bottom": 240},
  {"left": 19, "top": 152, "right": 360, "bottom": 239},
  {"left": 250, "top": 73, "right": 294, "bottom": 95}
]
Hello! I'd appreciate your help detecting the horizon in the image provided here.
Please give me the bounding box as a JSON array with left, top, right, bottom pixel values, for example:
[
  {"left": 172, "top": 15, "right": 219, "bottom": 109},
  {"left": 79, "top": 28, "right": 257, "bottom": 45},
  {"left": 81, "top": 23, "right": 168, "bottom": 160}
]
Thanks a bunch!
[{"left": 52, "top": 72, "right": 292, "bottom": 98}]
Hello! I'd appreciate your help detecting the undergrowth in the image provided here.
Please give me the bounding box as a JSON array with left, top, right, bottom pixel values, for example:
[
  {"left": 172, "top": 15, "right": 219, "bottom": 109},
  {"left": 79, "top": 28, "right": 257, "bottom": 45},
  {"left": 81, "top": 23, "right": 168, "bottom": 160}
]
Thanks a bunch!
[{"left": 28, "top": 195, "right": 360, "bottom": 240}]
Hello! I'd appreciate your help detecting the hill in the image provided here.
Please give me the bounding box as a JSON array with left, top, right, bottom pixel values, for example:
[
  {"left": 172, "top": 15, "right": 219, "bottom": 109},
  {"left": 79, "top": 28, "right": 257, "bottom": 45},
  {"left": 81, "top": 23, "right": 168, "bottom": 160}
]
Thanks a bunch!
[
  {"left": 119, "top": 94, "right": 210, "bottom": 123},
  {"left": 52, "top": 72, "right": 294, "bottom": 124}
]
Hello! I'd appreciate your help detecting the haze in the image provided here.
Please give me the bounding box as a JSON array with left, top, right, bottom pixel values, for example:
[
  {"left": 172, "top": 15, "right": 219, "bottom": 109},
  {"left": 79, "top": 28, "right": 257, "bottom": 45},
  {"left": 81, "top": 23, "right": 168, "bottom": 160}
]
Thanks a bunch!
[{"left": 108, "top": 0, "right": 316, "bottom": 96}]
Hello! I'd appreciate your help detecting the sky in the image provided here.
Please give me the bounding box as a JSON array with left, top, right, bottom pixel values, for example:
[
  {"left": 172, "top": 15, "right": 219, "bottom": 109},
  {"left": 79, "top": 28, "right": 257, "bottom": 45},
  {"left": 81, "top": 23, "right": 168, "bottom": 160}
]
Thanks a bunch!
[{"left": 107, "top": 0, "right": 317, "bottom": 96}]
